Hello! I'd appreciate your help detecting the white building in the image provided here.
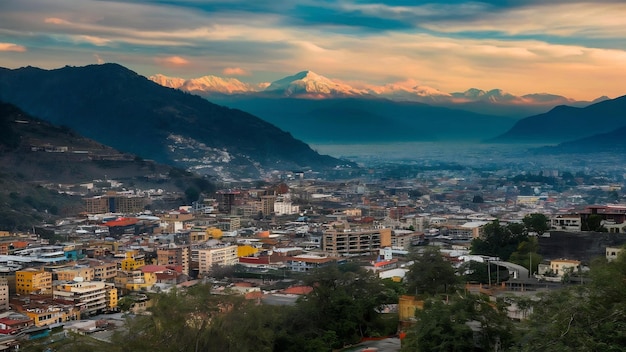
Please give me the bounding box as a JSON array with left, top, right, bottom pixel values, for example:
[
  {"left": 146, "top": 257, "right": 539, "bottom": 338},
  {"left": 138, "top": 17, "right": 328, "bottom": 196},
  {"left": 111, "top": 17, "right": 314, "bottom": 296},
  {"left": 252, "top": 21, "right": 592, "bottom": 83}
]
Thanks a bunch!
[
  {"left": 53, "top": 279, "right": 113, "bottom": 316},
  {"left": 195, "top": 245, "right": 238, "bottom": 275},
  {"left": 274, "top": 200, "right": 300, "bottom": 216}
]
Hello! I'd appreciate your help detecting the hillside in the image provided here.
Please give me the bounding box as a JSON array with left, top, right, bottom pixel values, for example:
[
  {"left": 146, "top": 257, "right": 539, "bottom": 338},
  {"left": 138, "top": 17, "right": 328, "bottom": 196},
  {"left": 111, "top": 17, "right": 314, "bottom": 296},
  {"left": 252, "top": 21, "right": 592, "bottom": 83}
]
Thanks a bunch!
[
  {"left": 0, "top": 64, "right": 348, "bottom": 179},
  {"left": 209, "top": 96, "right": 517, "bottom": 143},
  {"left": 0, "top": 101, "right": 214, "bottom": 230},
  {"left": 490, "top": 95, "right": 626, "bottom": 143}
]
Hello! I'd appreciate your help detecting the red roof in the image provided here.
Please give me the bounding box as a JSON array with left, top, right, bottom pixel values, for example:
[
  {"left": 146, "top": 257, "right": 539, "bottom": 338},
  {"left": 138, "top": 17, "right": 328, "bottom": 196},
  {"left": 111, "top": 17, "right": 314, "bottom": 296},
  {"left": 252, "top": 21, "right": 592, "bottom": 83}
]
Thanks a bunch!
[
  {"left": 281, "top": 286, "right": 313, "bottom": 295},
  {"left": 104, "top": 217, "right": 138, "bottom": 227}
]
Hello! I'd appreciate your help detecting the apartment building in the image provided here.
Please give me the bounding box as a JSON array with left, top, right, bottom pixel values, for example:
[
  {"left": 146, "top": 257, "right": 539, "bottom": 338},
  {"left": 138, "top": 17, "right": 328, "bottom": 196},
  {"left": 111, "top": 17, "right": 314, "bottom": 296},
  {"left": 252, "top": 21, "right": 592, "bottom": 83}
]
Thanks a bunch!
[
  {"left": 83, "top": 191, "right": 147, "bottom": 214},
  {"left": 54, "top": 266, "right": 95, "bottom": 282},
  {"left": 323, "top": 228, "right": 392, "bottom": 257},
  {"left": 16, "top": 269, "right": 52, "bottom": 295},
  {"left": 157, "top": 245, "right": 190, "bottom": 276},
  {"left": 53, "top": 279, "right": 116, "bottom": 317},
  {"left": 194, "top": 245, "right": 238, "bottom": 275}
]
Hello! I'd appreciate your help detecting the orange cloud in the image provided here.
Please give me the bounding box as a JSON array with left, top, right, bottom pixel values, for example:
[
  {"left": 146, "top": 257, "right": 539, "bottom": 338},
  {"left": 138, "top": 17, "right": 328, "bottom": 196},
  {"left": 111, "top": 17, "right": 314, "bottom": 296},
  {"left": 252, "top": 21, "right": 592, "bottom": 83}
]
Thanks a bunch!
[
  {"left": 45, "top": 17, "right": 70, "bottom": 25},
  {"left": 222, "top": 67, "right": 249, "bottom": 76},
  {"left": 0, "top": 43, "right": 26, "bottom": 52},
  {"left": 155, "top": 56, "right": 189, "bottom": 66}
]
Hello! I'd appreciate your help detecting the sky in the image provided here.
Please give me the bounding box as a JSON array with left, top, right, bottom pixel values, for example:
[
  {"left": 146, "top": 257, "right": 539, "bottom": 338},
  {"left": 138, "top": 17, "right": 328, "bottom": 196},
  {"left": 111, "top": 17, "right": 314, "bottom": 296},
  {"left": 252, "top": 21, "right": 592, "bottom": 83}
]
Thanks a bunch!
[{"left": 1, "top": 0, "right": 625, "bottom": 100}]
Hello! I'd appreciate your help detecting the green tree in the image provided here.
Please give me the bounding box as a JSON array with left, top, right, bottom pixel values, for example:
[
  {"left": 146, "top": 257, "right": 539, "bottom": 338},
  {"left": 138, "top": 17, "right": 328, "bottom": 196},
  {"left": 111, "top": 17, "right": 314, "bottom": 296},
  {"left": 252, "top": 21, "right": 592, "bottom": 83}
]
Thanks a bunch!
[
  {"left": 471, "top": 220, "right": 528, "bottom": 260},
  {"left": 405, "top": 247, "right": 458, "bottom": 296},
  {"left": 402, "top": 294, "right": 515, "bottom": 352},
  {"left": 517, "top": 250, "right": 626, "bottom": 351},
  {"left": 522, "top": 213, "right": 549, "bottom": 235},
  {"left": 508, "top": 237, "right": 543, "bottom": 274}
]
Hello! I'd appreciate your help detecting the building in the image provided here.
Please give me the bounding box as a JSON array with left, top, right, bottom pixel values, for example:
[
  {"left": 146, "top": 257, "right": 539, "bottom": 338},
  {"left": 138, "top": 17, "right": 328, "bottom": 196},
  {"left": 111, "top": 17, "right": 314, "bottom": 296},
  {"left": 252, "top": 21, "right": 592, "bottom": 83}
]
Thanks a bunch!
[
  {"left": 0, "top": 279, "right": 8, "bottom": 311},
  {"left": 260, "top": 195, "right": 277, "bottom": 217},
  {"left": 14, "top": 299, "right": 81, "bottom": 327},
  {"left": 286, "top": 255, "right": 337, "bottom": 272},
  {"left": 120, "top": 251, "right": 145, "bottom": 271},
  {"left": 53, "top": 279, "right": 116, "bottom": 317},
  {"left": 550, "top": 215, "right": 582, "bottom": 232},
  {"left": 549, "top": 259, "right": 581, "bottom": 277},
  {"left": 322, "top": 228, "right": 392, "bottom": 257},
  {"left": 54, "top": 266, "right": 95, "bottom": 282},
  {"left": 114, "top": 270, "right": 157, "bottom": 294},
  {"left": 195, "top": 245, "right": 238, "bottom": 275},
  {"left": 88, "top": 260, "right": 118, "bottom": 282},
  {"left": 83, "top": 191, "right": 147, "bottom": 214},
  {"left": 606, "top": 247, "right": 624, "bottom": 262},
  {"left": 156, "top": 245, "right": 190, "bottom": 276},
  {"left": 16, "top": 269, "right": 52, "bottom": 295}
]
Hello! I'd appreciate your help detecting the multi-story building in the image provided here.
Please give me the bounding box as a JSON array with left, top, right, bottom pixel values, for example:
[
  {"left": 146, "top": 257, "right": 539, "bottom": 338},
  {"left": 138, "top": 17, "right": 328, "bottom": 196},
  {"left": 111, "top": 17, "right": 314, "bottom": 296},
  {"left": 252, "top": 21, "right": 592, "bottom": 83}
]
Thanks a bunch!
[
  {"left": 114, "top": 270, "right": 157, "bottom": 294},
  {"left": 286, "top": 255, "right": 337, "bottom": 272},
  {"left": 391, "top": 230, "right": 420, "bottom": 249},
  {"left": 18, "top": 300, "right": 81, "bottom": 327},
  {"left": 323, "top": 228, "right": 392, "bottom": 257},
  {"left": 260, "top": 195, "right": 277, "bottom": 217},
  {"left": 550, "top": 215, "right": 582, "bottom": 232},
  {"left": 120, "top": 251, "right": 145, "bottom": 271},
  {"left": 216, "top": 190, "right": 243, "bottom": 213},
  {"left": 16, "top": 269, "right": 52, "bottom": 295},
  {"left": 54, "top": 266, "right": 95, "bottom": 282},
  {"left": 88, "top": 260, "right": 118, "bottom": 282},
  {"left": 157, "top": 245, "right": 190, "bottom": 276},
  {"left": 53, "top": 279, "right": 116, "bottom": 317},
  {"left": 274, "top": 200, "right": 300, "bottom": 216},
  {"left": 0, "top": 279, "right": 8, "bottom": 311},
  {"left": 83, "top": 191, "right": 148, "bottom": 214},
  {"left": 194, "top": 245, "right": 238, "bottom": 275}
]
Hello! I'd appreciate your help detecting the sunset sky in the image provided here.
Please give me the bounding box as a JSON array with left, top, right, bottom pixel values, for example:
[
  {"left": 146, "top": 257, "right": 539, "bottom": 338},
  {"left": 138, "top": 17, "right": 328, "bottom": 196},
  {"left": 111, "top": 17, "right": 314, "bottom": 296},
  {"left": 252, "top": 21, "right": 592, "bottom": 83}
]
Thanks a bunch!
[{"left": 1, "top": 0, "right": 625, "bottom": 100}]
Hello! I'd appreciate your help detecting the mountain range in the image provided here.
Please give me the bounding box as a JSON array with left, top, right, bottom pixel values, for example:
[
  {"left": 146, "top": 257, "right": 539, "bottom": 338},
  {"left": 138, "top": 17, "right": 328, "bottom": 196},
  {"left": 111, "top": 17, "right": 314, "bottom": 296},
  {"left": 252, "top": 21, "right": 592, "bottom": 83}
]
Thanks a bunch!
[
  {"left": 150, "top": 71, "right": 605, "bottom": 118},
  {"left": 491, "top": 95, "right": 626, "bottom": 145},
  {"left": 0, "top": 64, "right": 348, "bottom": 180}
]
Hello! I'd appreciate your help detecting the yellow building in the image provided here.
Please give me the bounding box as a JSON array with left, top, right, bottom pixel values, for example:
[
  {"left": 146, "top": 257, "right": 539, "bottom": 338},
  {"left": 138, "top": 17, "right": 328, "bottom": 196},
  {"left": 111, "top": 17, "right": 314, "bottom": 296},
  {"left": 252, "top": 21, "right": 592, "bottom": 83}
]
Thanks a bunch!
[
  {"left": 114, "top": 270, "right": 157, "bottom": 293},
  {"left": 106, "top": 285, "right": 118, "bottom": 310},
  {"left": 550, "top": 259, "right": 581, "bottom": 277},
  {"left": 25, "top": 305, "right": 81, "bottom": 327},
  {"left": 121, "top": 251, "right": 145, "bottom": 271},
  {"left": 54, "top": 266, "right": 95, "bottom": 282},
  {"left": 16, "top": 269, "right": 52, "bottom": 295}
]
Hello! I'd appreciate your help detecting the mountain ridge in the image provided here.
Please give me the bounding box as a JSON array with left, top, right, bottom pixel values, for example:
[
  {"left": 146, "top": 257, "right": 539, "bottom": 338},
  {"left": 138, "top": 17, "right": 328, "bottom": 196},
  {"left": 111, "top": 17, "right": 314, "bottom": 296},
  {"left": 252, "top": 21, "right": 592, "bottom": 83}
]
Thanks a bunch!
[
  {"left": 150, "top": 71, "right": 603, "bottom": 117},
  {"left": 0, "top": 63, "right": 349, "bottom": 180}
]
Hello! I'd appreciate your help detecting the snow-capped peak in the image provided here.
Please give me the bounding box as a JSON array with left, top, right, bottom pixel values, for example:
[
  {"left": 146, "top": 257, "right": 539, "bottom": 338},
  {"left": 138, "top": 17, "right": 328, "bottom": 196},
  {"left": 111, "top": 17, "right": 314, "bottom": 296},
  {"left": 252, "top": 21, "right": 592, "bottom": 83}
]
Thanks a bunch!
[
  {"left": 149, "top": 74, "right": 186, "bottom": 89},
  {"left": 264, "top": 71, "right": 366, "bottom": 97}
]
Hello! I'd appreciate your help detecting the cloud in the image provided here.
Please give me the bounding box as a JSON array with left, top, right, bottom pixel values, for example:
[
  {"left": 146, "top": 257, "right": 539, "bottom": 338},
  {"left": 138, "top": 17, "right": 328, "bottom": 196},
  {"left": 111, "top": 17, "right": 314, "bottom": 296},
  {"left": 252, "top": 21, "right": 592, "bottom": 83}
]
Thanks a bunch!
[
  {"left": 45, "top": 17, "right": 70, "bottom": 25},
  {"left": 75, "top": 35, "right": 111, "bottom": 46},
  {"left": 155, "top": 56, "right": 190, "bottom": 66},
  {"left": 222, "top": 67, "right": 249, "bottom": 76},
  {"left": 0, "top": 43, "right": 26, "bottom": 52},
  {"left": 94, "top": 54, "right": 104, "bottom": 64}
]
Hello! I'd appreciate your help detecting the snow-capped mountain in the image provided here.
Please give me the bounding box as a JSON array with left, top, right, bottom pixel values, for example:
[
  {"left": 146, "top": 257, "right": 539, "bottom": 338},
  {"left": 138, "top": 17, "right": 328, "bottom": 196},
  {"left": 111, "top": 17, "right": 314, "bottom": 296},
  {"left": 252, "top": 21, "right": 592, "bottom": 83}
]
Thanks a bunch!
[
  {"left": 263, "top": 71, "right": 367, "bottom": 97},
  {"left": 365, "top": 80, "right": 451, "bottom": 103},
  {"left": 149, "top": 71, "right": 598, "bottom": 117},
  {"left": 149, "top": 74, "right": 263, "bottom": 94}
]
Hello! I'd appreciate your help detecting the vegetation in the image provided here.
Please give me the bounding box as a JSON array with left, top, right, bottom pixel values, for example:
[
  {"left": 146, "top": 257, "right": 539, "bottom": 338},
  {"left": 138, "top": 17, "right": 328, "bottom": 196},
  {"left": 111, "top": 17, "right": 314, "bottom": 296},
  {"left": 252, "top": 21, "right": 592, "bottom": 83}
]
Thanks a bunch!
[{"left": 18, "top": 247, "right": 626, "bottom": 351}]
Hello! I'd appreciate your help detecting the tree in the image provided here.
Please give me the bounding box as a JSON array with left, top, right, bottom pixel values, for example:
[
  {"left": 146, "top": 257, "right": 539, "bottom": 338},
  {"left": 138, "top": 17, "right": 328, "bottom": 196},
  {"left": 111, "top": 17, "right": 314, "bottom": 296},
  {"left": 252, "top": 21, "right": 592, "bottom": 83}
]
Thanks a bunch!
[
  {"left": 517, "top": 250, "right": 626, "bottom": 351},
  {"left": 471, "top": 220, "right": 528, "bottom": 261},
  {"left": 522, "top": 213, "right": 549, "bottom": 235},
  {"left": 402, "top": 294, "right": 515, "bottom": 352},
  {"left": 405, "top": 247, "right": 458, "bottom": 296},
  {"left": 508, "top": 237, "right": 543, "bottom": 274}
]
